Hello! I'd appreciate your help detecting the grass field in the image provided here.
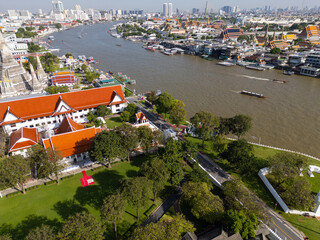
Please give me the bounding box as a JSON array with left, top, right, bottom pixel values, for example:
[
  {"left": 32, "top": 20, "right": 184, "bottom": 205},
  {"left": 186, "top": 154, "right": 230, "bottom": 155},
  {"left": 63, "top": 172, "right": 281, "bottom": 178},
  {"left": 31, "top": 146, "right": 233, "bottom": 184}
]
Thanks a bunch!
[
  {"left": 105, "top": 117, "right": 124, "bottom": 129},
  {"left": 0, "top": 156, "right": 160, "bottom": 240},
  {"left": 185, "top": 136, "right": 320, "bottom": 240}
]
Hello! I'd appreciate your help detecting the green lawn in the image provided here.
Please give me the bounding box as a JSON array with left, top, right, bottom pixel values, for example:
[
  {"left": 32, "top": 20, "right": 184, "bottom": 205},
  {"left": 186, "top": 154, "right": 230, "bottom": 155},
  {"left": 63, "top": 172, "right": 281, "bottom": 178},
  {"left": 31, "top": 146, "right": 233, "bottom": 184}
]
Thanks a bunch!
[
  {"left": 0, "top": 156, "right": 159, "bottom": 240},
  {"left": 105, "top": 117, "right": 124, "bottom": 129},
  {"left": 282, "top": 214, "right": 320, "bottom": 240}
]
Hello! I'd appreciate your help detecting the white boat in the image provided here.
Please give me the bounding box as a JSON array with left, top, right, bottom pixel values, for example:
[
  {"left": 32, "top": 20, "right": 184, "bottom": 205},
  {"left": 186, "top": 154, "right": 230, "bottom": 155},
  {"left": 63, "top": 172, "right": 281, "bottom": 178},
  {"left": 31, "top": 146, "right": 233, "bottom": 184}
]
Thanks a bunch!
[
  {"left": 217, "top": 61, "right": 235, "bottom": 66},
  {"left": 246, "top": 64, "right": 266, "bottom": 71}
]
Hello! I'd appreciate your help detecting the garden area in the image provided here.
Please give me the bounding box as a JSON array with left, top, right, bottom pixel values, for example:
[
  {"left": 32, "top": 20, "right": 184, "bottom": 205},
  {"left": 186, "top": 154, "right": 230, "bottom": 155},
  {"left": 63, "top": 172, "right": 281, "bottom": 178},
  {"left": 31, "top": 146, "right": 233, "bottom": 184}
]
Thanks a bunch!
[{"left": 0, "top": 156, "right": 162, "bottom": 239}]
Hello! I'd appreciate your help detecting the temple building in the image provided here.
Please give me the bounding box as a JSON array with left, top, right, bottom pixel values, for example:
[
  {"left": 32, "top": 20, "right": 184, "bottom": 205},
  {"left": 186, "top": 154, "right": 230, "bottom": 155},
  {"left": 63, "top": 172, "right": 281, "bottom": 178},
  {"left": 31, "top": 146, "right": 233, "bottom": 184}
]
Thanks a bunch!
[
  {"left": 0, "top": 32, "right": 46, "bottom": 98},
  {"left": 0, "top": 85, "right": 127, "bottom": 135}
]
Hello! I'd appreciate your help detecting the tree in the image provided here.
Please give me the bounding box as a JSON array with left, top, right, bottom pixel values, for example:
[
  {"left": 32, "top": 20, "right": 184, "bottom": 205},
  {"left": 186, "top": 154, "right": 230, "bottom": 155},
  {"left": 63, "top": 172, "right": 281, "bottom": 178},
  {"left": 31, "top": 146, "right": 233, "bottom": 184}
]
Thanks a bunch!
[
  {"left": 0, "top": 235, "right": 12, "bottom": 240},
  {"left": 96, "top": 105, "right": 111, "bottom": 117},
  {"left": 121, "top": 177, "right": 152, "bottom": 221},
  {"left": 25, "top": 225, "right": 56, "bottom": 240},
  {"left": 229, "top": 114, "right": 252, "bottom": 139},
  {"left": 190, "top": 111, "right": 219, "bottom": 148},
  {"left": 39, "top": 26, "right": 45, "bottom": 30},
  {"left": 224, "top": 210, "right": 258, "bottom": 240},
  {"left": 55, "top": 23, "right": 62, "bottom": 29},
  {"left": 65, "top": 53, "right": 73, "bottom": 58},
  {"left": 155, "top": 92, "right": 174, "bottom": 118},
  {"left": 27, "top": 43, "right": 41, "bottom": 53},
  {"left": 27, "top": 145, "right": 51, "bottom": 179},
  {"left": 81, "top": 64, "right": 88, "bottom": 72},
  {"left": 268, "top": 152, "right": 307, "bottom": 188},
  {"left": 58, "top": 212, "right": 105, "bottom": 240},
  {"left": 0, "top": 155, "right": 30, "bottom": 194},
  {"left": 210, "top": 135, "right": 227, "bottom": 155},
  {"left": 187, "top": 163, "right": 211, "bottom": 185},
  {"left": 130, "top": 214, "right": 195, "bottom": 240},
  {"left": 270, "top": 47, "right": 281, "bottom": 54},
  {"left": 223, "top": 180, "right": 266, "bottom": 220},
  {"left": 281, "top": 178, "right": 314, "bottom": 210},
  {"left": 125, "top": 103, "right": 138, "bottom": 116},
  {"left": 162, "top": 139, "right": 184, "bottom": 186},
  {"left": 237, "top": 35, "right": 250, "bottom": 42},
  {"left": 182, "top": 182, "right": 224, "bottom": 224},
  {"left": 222, "top": 139, "right": 253, "bottom": 165},
  {"left": 137, "top": 126, "right": 153, "bottom": 153},
  {"left": 116, "top": 124, "right": 139, "bottom": 162},
  {"left": 140, "top": 157, "right": 169, "bottom": 203},
  {"left": 147, "top": 91, "right": 158, "bottom": 104},
  {"left": 120, "top": 111, "right": 131, "bottom": 122},
  {"left": 90, "top": 131, "right": 124, "bottom": 168},
  {"left": 46, "top": 147, "right": 64, "bottom": 184},
  {"left": 101, "top": 193, "right": 127, "bottom": 240},
  {"left": 169, "top": 100, "right": 186, "bottom": 126},
  {"left": 85, "top": 71, "right": 100, "bottom": 83}
]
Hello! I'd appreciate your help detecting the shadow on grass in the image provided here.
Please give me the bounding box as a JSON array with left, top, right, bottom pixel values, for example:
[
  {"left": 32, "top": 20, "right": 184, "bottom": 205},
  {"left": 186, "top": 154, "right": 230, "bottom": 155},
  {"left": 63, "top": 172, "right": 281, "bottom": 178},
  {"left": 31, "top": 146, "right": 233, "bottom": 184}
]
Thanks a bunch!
[
  {"left": 103, "top": 220, "right": 134, "bottom": 240},
  {"left": 110, "top": 117, "right": 122, "bottom": 122},
  {"left": 0, "top": 214, "right": 62, "bottom": 240},
  {"left": 74, "top": 170, "right": 124, "bottom": 209},
  {"left": 126, "top": 170, "right": 139, "bottom": 178},
  {"left": 53, "top": 200, "right": 88, "bottom": 220}
]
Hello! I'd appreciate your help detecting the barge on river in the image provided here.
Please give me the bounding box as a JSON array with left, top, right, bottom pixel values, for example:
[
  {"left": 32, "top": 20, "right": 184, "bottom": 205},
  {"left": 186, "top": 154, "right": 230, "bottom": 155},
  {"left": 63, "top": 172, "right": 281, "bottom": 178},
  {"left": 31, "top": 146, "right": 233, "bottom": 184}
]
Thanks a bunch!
[{"left": 241, "top": 90, "right": 266, "bottom": 98}]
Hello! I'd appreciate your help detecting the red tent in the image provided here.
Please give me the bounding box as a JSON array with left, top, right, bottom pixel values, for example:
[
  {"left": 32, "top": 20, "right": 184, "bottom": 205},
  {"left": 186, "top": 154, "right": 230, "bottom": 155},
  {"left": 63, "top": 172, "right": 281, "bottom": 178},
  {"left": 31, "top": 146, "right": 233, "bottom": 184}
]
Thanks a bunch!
[{"left": 80, "top": 171, "right": 95, "bottom": 187}]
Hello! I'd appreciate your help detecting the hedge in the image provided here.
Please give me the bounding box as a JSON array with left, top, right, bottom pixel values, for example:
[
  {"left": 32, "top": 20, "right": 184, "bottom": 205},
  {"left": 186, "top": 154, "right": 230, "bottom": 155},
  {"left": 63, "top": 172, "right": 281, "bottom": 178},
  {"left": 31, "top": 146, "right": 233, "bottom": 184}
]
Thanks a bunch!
[
  {"left": 6, "top": 191, "right": 22, "bottom": 198},
  {"left": 144, "top": 204, "right": 156, "bottom": 216},
  {"left": 45, "top": 180, "right": 57, "bottom": 186},
  {"left": 26, "top": 185, "right": 41, "bottom": 192}
]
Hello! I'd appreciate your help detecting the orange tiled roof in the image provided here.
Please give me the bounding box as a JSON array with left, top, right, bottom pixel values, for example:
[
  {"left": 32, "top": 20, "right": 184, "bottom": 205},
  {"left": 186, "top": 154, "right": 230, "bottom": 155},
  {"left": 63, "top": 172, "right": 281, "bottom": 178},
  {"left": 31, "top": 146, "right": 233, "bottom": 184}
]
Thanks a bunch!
[
  {"left": 43, "top": 127, "right": 101, "bottom": 158},
  {"left": 55, "top": 115, "right": 84, "bottom": 134},
  {"left": 53, "top": 71, "right": 74, "bottom": 76},
  {"left": 0, "top": 86, "right": 126, "bottom": 126},
  {"left": 9, "top": 127, "right": 38, "bottom": 152}
]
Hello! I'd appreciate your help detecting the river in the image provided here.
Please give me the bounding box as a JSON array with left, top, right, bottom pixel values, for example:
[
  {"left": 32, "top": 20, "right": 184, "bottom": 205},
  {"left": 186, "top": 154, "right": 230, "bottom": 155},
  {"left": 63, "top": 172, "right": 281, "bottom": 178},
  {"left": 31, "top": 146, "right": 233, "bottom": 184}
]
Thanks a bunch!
[{"left": 50, "top": 22, "right": 320, "bottom": 158}]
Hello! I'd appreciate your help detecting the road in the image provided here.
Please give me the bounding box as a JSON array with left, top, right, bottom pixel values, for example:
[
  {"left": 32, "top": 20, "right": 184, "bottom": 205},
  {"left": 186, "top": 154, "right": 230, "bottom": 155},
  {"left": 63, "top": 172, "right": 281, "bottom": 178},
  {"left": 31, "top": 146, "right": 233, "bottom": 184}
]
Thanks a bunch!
[{"left": 127, "top": 96, "right": 304, "bottom": 240}]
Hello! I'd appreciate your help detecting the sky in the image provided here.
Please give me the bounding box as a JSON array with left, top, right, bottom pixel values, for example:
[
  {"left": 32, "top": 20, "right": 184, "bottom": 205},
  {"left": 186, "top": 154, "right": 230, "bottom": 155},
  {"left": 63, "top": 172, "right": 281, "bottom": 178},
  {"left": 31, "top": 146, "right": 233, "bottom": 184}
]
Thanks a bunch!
[{"left": 0, "top": 0, "right": 319, "bottom": 13}]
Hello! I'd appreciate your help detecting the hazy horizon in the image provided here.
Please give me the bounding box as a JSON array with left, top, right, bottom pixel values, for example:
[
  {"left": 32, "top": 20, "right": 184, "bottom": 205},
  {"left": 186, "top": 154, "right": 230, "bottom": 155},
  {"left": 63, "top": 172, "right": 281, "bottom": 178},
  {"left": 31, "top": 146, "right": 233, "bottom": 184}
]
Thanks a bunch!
[{"left": 1, "top": 0, "right": 319, "bottom": 13}]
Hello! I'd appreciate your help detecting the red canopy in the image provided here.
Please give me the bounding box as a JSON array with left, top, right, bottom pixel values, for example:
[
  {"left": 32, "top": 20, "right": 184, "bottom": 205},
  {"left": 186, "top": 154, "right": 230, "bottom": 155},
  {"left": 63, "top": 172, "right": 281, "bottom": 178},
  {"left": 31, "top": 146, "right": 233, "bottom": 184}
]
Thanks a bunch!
[{"left": 80, "top": 171, "right": 95, "bottom": 187}]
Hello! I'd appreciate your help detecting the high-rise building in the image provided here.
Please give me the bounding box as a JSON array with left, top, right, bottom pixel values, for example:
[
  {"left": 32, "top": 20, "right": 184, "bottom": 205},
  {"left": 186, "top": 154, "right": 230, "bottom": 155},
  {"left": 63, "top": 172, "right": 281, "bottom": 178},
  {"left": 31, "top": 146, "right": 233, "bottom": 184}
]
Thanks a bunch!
[
  {"left": 163, "top": 3, "right": 168, "bottom": 17},
  {"left": 221, "top": 6, "right": 232, "bottom": 14},
  {"left": 38, "top": 9, "right": 43, "bottom": 16},
  {"left": 168, "top": 3, "right": 173, "bottom": 17},
  {"left": 52, "top": 1, "right": 64, "bottom": 14},
  {"left": 205, "top": 0, "right": 209, "bottom": 14}
]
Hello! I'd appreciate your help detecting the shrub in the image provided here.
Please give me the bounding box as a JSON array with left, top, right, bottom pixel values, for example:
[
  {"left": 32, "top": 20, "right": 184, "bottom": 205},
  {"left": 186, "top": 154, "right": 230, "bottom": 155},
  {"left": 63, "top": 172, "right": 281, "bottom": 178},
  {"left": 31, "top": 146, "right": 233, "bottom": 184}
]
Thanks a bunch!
[
  {"left": 6, "top": 191, "right": 22, "bottom": 198},
  {"left": 45, "top": 180, "right": 57, "bottom": 186}
]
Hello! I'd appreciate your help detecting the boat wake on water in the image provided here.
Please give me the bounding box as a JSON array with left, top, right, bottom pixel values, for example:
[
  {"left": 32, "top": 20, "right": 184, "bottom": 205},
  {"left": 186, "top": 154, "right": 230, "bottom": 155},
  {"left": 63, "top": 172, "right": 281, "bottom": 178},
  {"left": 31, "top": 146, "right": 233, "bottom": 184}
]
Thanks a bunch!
[
  {"left": 238, "top": 75, "right": 270, "bottom": 81},
  {"left": 230, "top": 90, "right": 241, "bottom": 94}
]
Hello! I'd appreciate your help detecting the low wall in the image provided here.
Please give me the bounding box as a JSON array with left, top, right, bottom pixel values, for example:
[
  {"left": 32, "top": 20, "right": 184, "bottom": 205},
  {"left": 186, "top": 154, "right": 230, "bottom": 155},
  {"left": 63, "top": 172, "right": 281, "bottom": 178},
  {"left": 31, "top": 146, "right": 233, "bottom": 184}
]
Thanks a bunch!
[{"left": 258, "top": 168, "right": 290, "bottom": 213}]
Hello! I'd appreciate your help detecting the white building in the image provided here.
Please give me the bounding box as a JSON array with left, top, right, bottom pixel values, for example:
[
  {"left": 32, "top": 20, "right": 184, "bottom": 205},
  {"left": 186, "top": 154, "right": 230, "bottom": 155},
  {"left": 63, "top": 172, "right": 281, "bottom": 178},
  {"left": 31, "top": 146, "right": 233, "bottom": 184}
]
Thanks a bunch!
[
  {"left": 163, "top": 3, "right": 168, "bottom": 17},
  {"left": 168, "top": 3, "right": 173, "bottom": 17}
]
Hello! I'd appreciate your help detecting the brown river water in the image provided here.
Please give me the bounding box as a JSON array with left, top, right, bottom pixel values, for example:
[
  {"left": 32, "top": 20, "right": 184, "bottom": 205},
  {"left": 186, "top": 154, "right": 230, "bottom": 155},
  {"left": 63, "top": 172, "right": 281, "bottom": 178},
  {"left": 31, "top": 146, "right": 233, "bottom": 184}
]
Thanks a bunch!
[{"left": 50, "top": 22, "right": 320, "bottom": 158}]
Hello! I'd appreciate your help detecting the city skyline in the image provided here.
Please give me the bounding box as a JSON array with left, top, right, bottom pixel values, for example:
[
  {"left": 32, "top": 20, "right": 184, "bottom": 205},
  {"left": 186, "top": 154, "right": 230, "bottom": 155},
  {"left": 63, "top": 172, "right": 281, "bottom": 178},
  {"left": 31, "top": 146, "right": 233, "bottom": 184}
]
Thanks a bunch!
[{"left": 1, "top": 0, "right": 320, "bottom": 13}]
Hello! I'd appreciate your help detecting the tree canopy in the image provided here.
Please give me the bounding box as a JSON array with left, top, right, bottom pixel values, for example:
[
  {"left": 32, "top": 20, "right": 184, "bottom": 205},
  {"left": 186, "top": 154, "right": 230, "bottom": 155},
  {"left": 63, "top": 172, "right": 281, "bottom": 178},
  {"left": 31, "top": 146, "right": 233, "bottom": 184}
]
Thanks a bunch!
[
  {"left": 182, "top": 181, "right": 224, "bottom": 224},
  {"left": 224, "top": 210, "right": 258, "bottom": 240},
  {"left": 0, "top": 155, "right": 30, "bottom": 194},
  {"left": 121, "top": 177, "right": 152, "bottom": 220},
  {"left": 155, "top": 92, "right": 174, "bottom": 118},
  {"left": 25, "top": 225, "right": 56, "bottom": 240},
  {"left": 140, "top": 157, "right": 169, "bottom": 203},
  {"left": 229, "top": 114, "right": 252, "bottom": 139},
  {"left": 58, "top": 212, "right": 105, "bottom": 240},
  {"left": 190, "top": 111, "right": 219, "bottom": 148},
  {"left": 169, "top": 100, "right": 186, "bottom": 126},
  {"left": 129, "top": 214, "right": 195, "bottom": 240},
  {"left": 101, "top": 193, "right": 127, "bottom": 240}
]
